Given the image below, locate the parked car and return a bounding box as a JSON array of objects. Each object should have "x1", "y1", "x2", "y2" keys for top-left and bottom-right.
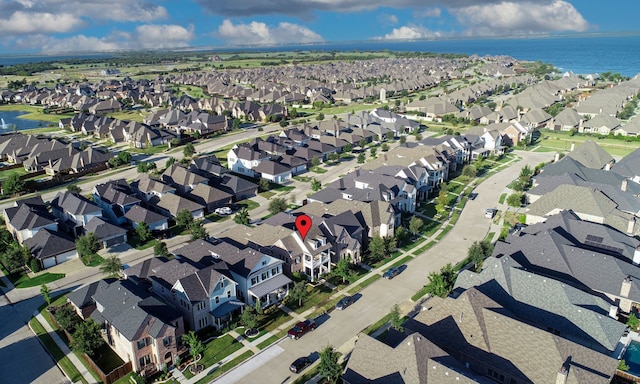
[
  {"x1": 383, "y1": 267, "x2": 400, "y2": 280},
  {"x1": 485, "y1": 208, "x2": 498, "y2": 219},
  {"x1": 215, "y1": 207, "x2": 232, "y2": 215},
  {"x1": 335, "y1": 296, "x2": 354, "y2": 310},
  {"x1": 289, "y1": 356, "x2": 312, "y2": 373},
  {"x1": 468, "y1": 192, "x2": 478, "y2": 200},
  {"x1": 288, "y1": 319, "x2": 317, "y2": 339}
]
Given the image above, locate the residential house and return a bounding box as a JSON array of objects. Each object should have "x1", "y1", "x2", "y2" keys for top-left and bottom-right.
[
  {"x1": 93, "y1": 179, "x2": 141, "y2": 225},
  {"x1": 4, "y1": 197, "x2": 58, "y2": 244},
  {"x1": 252, "y1": 160, "x2": 292, "y2": 184},
  {"x1": 124, "y1": 205, "x2": 169, "y2": 232},
  {"x1": 50, "y1": 191, "x2": 102, "y2": 237},
  {"x1": 130, "y1": 174, "x2": 176, "y2": 204},
  {"x1": 211, "y1": 174, "x2": 258, "y2": 202},
  {"x1": 148, "y1": 193, "x2": 205, "y2": 221},
  {"x1": 69, "y1": 280, "x2": 184, "y2": 375},
  {"x1": 83, "y1": 217, "x2": 128, "y2": 249},
  {"x1": 161, "y1": 164, "x2": 207, "y2": 194},
  {"x1": 581, "y1": 114, "x2": 622, "y2": 135},
  {"x1": 189, "y1": 155, "x2": 229, "y2": 179},
  {"x1": 566, "y1": 140, "x2": 615, "y2": 170},
  {"x1": 612, "y1": 147, "x2": 640, "y2": 182},
  {"x1": 186, "y1": 184, "x2": 232, "y2": 213},
  {"x1": 24, "y1": 228, "x2": 78, "y2": 269},
  {"x1": 227, "y1": 145, "x2": 269, "y2": 178}
]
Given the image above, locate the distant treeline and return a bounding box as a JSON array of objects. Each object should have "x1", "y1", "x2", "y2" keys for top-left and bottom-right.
[{"x1": 0, "y1": 62, "x2": 60, "y2": 76}]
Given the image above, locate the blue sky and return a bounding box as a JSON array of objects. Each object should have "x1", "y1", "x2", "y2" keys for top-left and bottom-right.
[{"x1": 0, "y1": 0, "x2": 637, "y2": 54}]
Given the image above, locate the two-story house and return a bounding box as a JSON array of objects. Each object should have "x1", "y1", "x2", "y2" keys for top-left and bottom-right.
[
  {"x1": 67, "y1": 280, "x2": 185, "y2": 375},
  {"x1": 50, "y1": 191, "x2": 102, "y2": 237},
  {"x1": 4, "y1": 196, "x2": 58, "y2": 244},
  {"x1": 93, "y1": 179, "x2": 141, "y2": 225},
  {"x1": 227, "y1": 145, "x2": 269, "y2": 178}
]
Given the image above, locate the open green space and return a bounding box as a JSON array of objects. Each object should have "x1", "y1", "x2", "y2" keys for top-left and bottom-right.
[
  {"x1": 107, "y1": 110, "x2": 145, "y2": 123},
  {"x1": 194, "y1": 351, "x2": 254, "y2": 384},
  {"x1": 0, "y1": 104, "x2": 73, "y2": 123}
]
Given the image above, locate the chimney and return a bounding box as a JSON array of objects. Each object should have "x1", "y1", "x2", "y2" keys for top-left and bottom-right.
[
  {"x1": 609, "y1": 304, "x2": 619, "y2": 319},
  {"x1": 570, "y1": 143, "x2": 575, "y2": 151},
  {"x1": 621, "y1": 276, "x2": 632, "y2": 298},
  {"x1": 554, "y1": 152, "x2": 560, "y2": 162},
  {"x1": 556, "y1": 365, "x2": 569, "y2": 384},
  {"x1": 604, "y1": 163, "x2": 611, "y2": 171},
  {"x1": 633, "y1": 246, "x2": 640, "y2": 265},
  {"x1": 622, "y1": 179, "x2": 628, "y2": 192}
]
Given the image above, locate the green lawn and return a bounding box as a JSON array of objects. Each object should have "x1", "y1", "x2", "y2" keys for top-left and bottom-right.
[
  {"x1": 259, "y1": 191, "x2": 276, "y2": 199},
  {"x1": 421, "y1": 219, "x2": 441, "y2": 238},
  {"x1": 183, "y1": 335, "x2": 244, "y2": 379},
  {"x1": 435, "y1": 226, "x2": 452, "y2": 241},
  {"x1": 193, "y1": 351, "x2": 254, "y2": 384},
  {"x1": 107, "y1": 110, "x2": 145, "y2": 123},
  {"x1": 310, "y1": 166, "x2": 327, "y2": 174},
  {"x1": 288, "y1": 284, "x2": 334, "y2": 314},
  {"x1": 129, "y1": 144, "x2": 169, "y2": 155},
  {"x1": 256, "y1": 335, "x2": 279, "y2": 350},
  {"x1": 498, "y1": 193, "x2": 507, "y2": 204},
  {"x1": 14, "y1": 272, "x2": 65, "y2": 288},
  {"x1": 237, "y1": 199, "x2": 260, "y2": 211},
  {"x1": 446, "y1": 182, "x2": 466, "y2": 195},
  {"x1": 80, "y1": 253, "x2": 104, "y2": 267},
  {"x1": 412, "y1": 241, "x2": 437, "y2": 256},
  {"x1": 29, "y1": 317, "x2": 88, "y2": 384},
  {"x1": 411, "y1": 286, "x2": 431, "y2": 302},
  {"x1": 0, "y1": 167, "x2": 29, "y2": 182},
  {"x1": 420, "y1": 203, "x2": 437, "y2": 218}
]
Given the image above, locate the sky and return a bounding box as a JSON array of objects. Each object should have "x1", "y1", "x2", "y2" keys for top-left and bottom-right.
[{"x1": 0, "y1": 0, "x2": 638, "y2": 54}]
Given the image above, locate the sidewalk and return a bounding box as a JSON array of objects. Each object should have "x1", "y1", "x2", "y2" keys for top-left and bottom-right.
[{"x1": 31, "y1": 311, "x2": 97, "y2": 384}]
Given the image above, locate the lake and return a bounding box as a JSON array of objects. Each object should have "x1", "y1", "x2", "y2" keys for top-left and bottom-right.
[{"x1": 0, "y1": 110, "x2": 54, "y2": 131}]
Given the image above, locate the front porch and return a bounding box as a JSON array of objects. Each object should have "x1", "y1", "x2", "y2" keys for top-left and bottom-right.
[
  {"x1": 248, "y1": 273, "x2": 292, "y2": 306},
  {"x1": 211, "y1": 300, "x2": 245, "y2": 330}
]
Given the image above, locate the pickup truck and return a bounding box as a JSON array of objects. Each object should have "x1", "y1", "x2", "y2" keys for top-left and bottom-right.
[{"x1": 287, "y1": 319, "x2": 317, "y2": 340}]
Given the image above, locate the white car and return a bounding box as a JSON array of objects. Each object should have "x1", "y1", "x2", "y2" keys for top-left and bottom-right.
[{"x1": 215, "y1": 207, "x2": 232, "y2": 215}]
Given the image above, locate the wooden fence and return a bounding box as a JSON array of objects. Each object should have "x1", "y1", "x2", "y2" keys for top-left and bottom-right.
[{"x1": 48, "y1": 306, "x2": 132, "y2": 384}]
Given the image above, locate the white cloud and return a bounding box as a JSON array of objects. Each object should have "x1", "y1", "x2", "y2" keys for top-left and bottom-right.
[
  {"x1": 0, "y1": 11, "x2": 85, "y2": 34},
  {"x1": 380, "y1": 25, "x2": 441, "y2": 40},
  {"x1": 217, "y1": 19, "x2": 323, "y2": 45},
  {"x1": 415, "y1": 7, "x2": 442, "y2": 18},
  {"x1": 452, "y1": 1, "x2": 589, "y2": 35},
  {"x1": 12, "y1": 24, "x2": 195, "y2": 53},
  {"x1": 0, "y1": 0, "x2": 168, "y2": 36}
]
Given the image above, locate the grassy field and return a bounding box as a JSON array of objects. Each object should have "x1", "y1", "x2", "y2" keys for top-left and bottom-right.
[
  {"x1": 107, "y1": 110, "x2": 145, "y2": 123},
  {"x1": 14, "y1": 272, "x2": 65, "y2": 288},
  {"x1": 535, "y1": 131, "x2": 640, "y2": 158},
  {"x1": 0, "y1": 104, "x2": 73, "y2": 123}
]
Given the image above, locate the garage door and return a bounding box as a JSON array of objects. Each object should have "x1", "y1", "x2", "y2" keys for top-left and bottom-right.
[
  {"x1": 104, "y1": 235, "x2": 125, "y2": 248},
  {"x1": 56, "y1": 251, "x2": 77, "y2": 265},
  {"x1": 43, "y1": 257, "x2": 57, "y2": 269}
]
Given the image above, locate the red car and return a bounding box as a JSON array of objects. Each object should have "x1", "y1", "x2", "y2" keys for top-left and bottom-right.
[{"x1": 287, "y1": 319, "x2": 317, "y2": 339}]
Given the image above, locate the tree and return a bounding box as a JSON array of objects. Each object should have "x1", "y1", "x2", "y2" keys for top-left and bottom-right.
[
  {"x1": 318, "y1": 345, "x2": 342, "y2": 384},
  {"x1": 507, "y1": 192, "x2": 524, "y2": 208},
  {"x1": 381, "y1": 143, "x2": 389, "y2": 152},
  {"x1": 268, "y1": 197, "x2": 288, "y2": 215},
  {"x1": 436, "y1": 189, "x2": 448, "y2": 215},
  {"x1": 462, "y1": 164, "x2": 477, "y2": 178},
  {"x1": 334, "y1": 258, "x2": 352, "y2": 284},
  {"x1": 344, "y1": 143, "x2": 353, "y2": 153},
  {"x1": 165, "y1": 157, "x2": 176, "y2": 168},
  {"x1": 383, "y1": 235, "x2": 396, "y2": 257},
  {"x1": 183, "y1": 142, "x2": 195, "y2": 157},
  {"x1": 368, "y1": 235, "x2": 386, "y2": 262},
  {"x1": 311, "y1": 156, "x2": 320, "y2": 167},
  {"x1": 41, "y1": 284, "x2": 51, "y2": 307},
  {"x1": 399, "y1": 136, "x2": 407, "y2": 144},
  {"x1": 1, "y1": 244, "x2": 26, "y2": 272},
  {"x1": 628, "y1": 313, "x2": 640, "y2": 331},
  {"x1": 55, "y1": 305, "x2": 78, "y2": 331},
  {"x1": 316, "y1": 113, "x2": 325, "y2": 121},
  {"x1": 135, "y1": 222, "x2": 152, "y2": 243},
  {"x1": 359, "y1": 138, "x2": 367, "y2": 148},
  {"x1": 394, "y1": 226, "x2": 410, "y2": 247},
  {"x1": 415, "y1": 133, "x2": 423, "y2": 141},
  {"x1": 311, "y1": 178, "x2": 322, "y2": 192},
  {"x1": 100, "y1": 256, "x2": 122, "y2": 277},
  {"x1": 390, "y1": 304, "x2": 404, "y2": 332},
  {"x1": 327, "y1": 152, "x2": 339, "y2": 163},
  {"x1": 241, "y1": 305, "x2": 259, "y2": 330},
  {"x1": 289, "y1": 281, "x2": 308, "y2": 307},
  {"x1": 190, "y1": 220, "x2": 209, "y2": 240},
  {"x1": 176, "y1": 209, "x2": 195, "y2": 230},
  {"x1": 357, "y1": 152, "x2": 365, "y2": 164},
  {"x1": 232, "y1": 118, "x2": 241, "y2": 130},
  {"x1": 182, "y1": 331, "x2": 205, "y2": 364},
  {"x1": 370, "y1": 147, "x2": 377, "y2": 158},
  {"x1": 234, "y1": 208, "x2": 250, "y2": 225},
  {"x1": 619, "y1": 359, "x2": 631, "y2": 371},
  {"x1": 468, "y1": 241, "x2": 485, "y2": 271},
  {"x1": 385, "y1": 131, "x2": 395, "y2": 141},
  {"x1": 409, "y1": 216, "x2": 424, "y2": 235},
  {"x1": 66, "y1": 184, "x2": 82, "y2": 194},
  {"x1": 3, "y1": 172, "x2": 25, "y2": 195},
  {"x1": 71, "y1": 319, "x2": 104, "y2": 356},
  {"x1": 255, "y1": 299, "x2": 263, "y2": 315},
  {"x1": 154, "y1": 241, "x2": 170, "y2": 258},
  {"x1": 76, "y1": 233, "x2": 100, "y2": 263},
  {"x1": 117, "y1": 151, "x2": 132, "y2": 165},
  {"x1": 519, "y1": 164, "x2": 533, "y2": 180},
  {"x1": 258, "y1": 178, "x2": 269, "y2": 192}
]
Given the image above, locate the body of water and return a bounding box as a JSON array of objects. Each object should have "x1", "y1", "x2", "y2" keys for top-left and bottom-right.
[
  {"x1": 0, "y1": 111, "x2": 52, "y2": 131},
  {"x1": 1, "y1": 33, "x2": 639, "y2": 76}
]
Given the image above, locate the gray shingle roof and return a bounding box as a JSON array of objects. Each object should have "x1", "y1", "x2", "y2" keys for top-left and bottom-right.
[
  {"x1": 84, "y1": 217, "x2": 127, "y2": 240},
  {"x1": 51, "y1": 191, "x2": 101, "y2": 216},
  {"x1": 24, "y1": 228, "x2": 76, "y2": 260},
  {"x1": 566, "y1": 140, "x2": 614, "y2": 169}
]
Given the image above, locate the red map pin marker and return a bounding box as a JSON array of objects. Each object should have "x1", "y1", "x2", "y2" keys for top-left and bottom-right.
[{"x1": 295, "y1": 214, "x2": 312, "y2": 240}]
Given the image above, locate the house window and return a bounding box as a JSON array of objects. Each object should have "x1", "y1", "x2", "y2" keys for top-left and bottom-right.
[
  {"x1": 215, "y1": 296, "x2": 220, "y2": 304},
  {"x1": 251, "y1": 277, "x2": 258, "y2": 286},
  {"x1": 137, "y1": 338, "x2": 150, "y2": 350},
  {"x1": 139, "y1": 354, "x2": 151, "y2": 367},
  {"x1": 163, "y1": 336, "x2": 172, "y2": 347},
  {"x1": 271, "y1": 267, "x2": 278, "y2": 275},
  {"x1": 227, "y1": 290, "x2": 231, "y2": 298},
  {"x1": 261, "y1": 272, "x2": 268, "y2": 280}
]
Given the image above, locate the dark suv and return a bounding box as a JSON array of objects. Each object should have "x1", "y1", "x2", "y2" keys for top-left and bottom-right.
[
  {"x1": 287, "y1": 319, "x2": 317, "y2": 339},
  {"x1": 289, "y1": 356, "x2": 311, "y2": 373}
]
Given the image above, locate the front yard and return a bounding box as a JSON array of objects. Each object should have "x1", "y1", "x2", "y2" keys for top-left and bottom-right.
[{"x1": 183, "y1": 334, "x2": 243, "y2": 379}]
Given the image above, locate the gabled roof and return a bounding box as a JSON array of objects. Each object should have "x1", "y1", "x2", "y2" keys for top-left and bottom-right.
[
  {"x1": 84, "y1": 217, "x2": 127, "y2": 240},
  {"x1": 5, "y1": 202, "x2": 57, "y2": 231},
  {"x1": 124, "y1": 204, "x2": 167, "y2": 225},
  {"x1": 24, "y1": 228, "x2": 76, "y2": 260},
  {"x1": 161, "y1": 163, "x2": 207, "y2": 188},
  {"x1": 187, "y1": 183, "x2": 232, "y2": 205},
  {"x1": 51, "y1": 191, "x2": 101, "y2": 216},
  {"x1": 150, "y1": 193, "x2": 204, "y2": 216},
  {"x1": 566, "y1": 140, "x2": 614, "y2": 170}
]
